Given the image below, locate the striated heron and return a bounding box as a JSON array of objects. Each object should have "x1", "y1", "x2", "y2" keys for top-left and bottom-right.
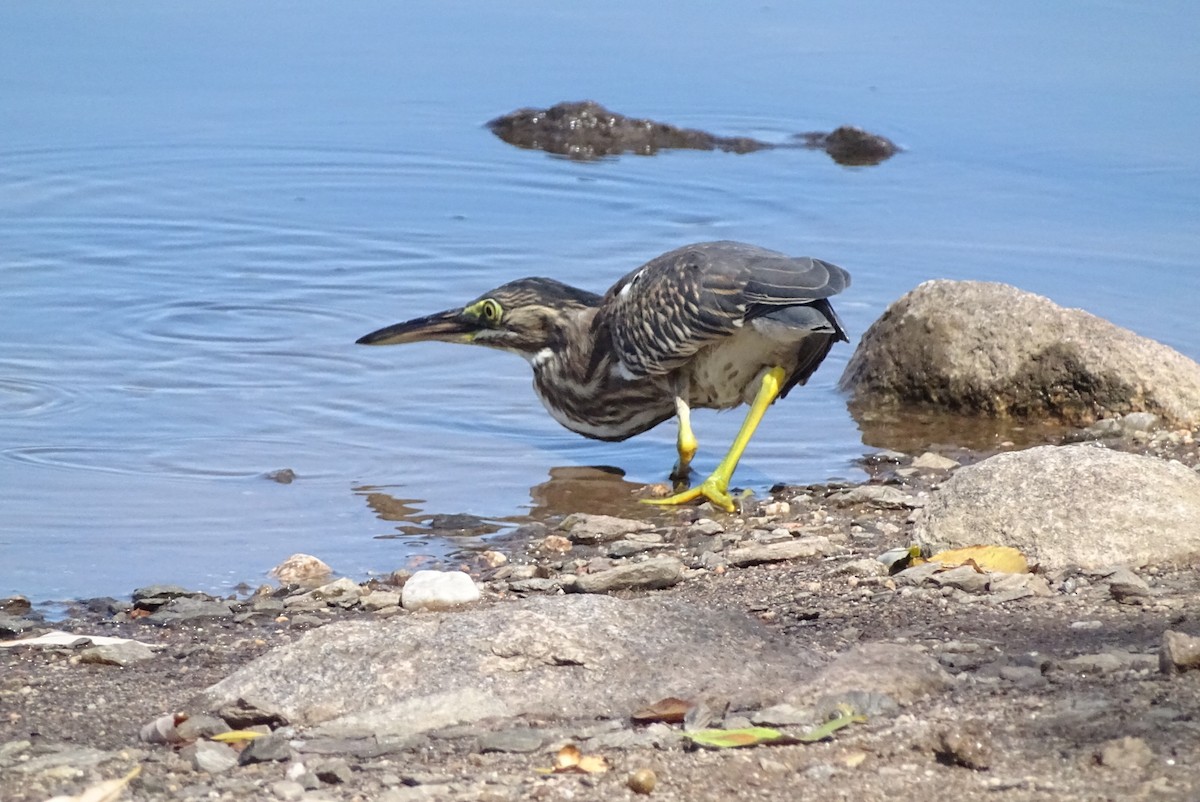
[{"x1": 357, "y1": 241, "x2": 850, "y2": 512}]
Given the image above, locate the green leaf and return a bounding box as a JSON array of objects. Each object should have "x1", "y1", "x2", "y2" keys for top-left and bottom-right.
[{"x1": 684, "y1": 727, "x2": 788, "y2": 749}]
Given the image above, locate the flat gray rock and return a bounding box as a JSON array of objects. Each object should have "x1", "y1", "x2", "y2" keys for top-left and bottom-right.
[
  {"x1": 840, "y1": 280, "x2": 1200, "y2": 428},
  {"x1": 193, "y1": 595, "x2": 821, "y2": 740},
  {"x1": 913, "y1": 445, "x2": 1200, "y2": 569}
]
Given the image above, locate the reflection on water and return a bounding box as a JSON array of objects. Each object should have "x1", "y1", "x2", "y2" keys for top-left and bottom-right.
[{"x1": 2, "y1": 2, "x2": 1198, "y2": 603}]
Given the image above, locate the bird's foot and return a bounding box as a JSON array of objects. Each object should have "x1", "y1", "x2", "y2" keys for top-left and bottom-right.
[{"x1": 643, "y1": 475, "x2": 736, "y2": 513}]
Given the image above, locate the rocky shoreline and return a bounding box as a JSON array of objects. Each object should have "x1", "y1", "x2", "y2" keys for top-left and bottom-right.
[
  {"x1": 4, "y1": 424, "x2": 1200, "y2": 802},
  {"x1": 5, "y1": 282, "x2": 1200, "y2": 802}
]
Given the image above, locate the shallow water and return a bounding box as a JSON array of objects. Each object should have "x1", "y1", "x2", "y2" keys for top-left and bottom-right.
[{"x1": 2, "y1": 2, "x2": 1198, "y2": 602}]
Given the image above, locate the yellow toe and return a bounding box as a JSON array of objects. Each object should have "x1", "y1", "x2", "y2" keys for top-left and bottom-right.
[{"x1": 642, "y1": 475, "x2": 736, "y2": 513}]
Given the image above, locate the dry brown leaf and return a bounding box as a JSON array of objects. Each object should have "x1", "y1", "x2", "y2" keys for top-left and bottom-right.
[{"x1": 632, "y1": 696, "x2": 692, "y2": 724}]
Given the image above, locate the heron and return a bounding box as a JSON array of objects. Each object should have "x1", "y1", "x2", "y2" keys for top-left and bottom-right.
[{"x1": 357, "y1": 241, "x2": 849, "y2": 511}]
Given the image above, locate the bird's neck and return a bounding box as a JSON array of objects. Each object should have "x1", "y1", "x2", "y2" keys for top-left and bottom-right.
[{"x1": 527, "y1": 306, "x2": 610, "y2": 385}]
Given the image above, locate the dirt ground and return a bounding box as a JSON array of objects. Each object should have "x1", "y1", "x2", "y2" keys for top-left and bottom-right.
[{"x1": 3, "y1": 436, "x2": 1200, "y2": 802}]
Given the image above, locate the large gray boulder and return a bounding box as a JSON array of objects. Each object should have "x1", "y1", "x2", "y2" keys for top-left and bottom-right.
[
  {"x1": 840, "y1": 280, "x2": 1200, "y2": 429},
  {"x1": 193, "y1": 595, "x2": 824, "y2": 740},
  {"x1": 913, "y1": 444, "x2": 1200, "y2": 569}
]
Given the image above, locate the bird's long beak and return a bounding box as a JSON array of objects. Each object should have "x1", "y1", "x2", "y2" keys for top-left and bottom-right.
[{"x1": 356, "y1": 309, "x2": 474, "y2": 346}]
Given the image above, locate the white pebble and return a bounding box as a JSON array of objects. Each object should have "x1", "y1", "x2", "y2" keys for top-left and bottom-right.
[{"x1": 401, "y1": 570, "x2": 481, "y2": 611}]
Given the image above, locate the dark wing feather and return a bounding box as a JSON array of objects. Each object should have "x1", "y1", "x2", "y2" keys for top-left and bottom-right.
[{"x1": 600, "y1": 241, "x2": 850, "y2": 378}]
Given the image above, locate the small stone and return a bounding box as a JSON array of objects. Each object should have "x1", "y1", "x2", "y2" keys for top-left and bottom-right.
[
  {"x1": 401, "y1": 570, "x2": 480, "y2": 611},
  {"x1": 507, "y1": 577, "x2": 562, "y2": 594},
  {"x1": 570, "y1": 557, "x2": 684, "y2": 593},
  {"x1": 175, "y1": 714, "x2": 231, "y2": 740},
  {"x1": 750, "y1": 703, "x2": 813, "y2": 727},
  {"x1": 540, "y1": 535, "x2": 573, "y2": 553},
  {"x1": 1118, "y1": 412, "x2": 1162, "y2": 435},
  {"x1": 478, "y1": 729, "x2": 546, "y2": 753},
  {"x1": 0, "y1": 614, "x2": 41, "y2": 637},
  {"x1": 132, "y1": 584, "x2": 193, "y2": 602},
  {"x1": 146, "y1": 597, "x2": 234, "y2": 623},
  {"x1": 269, "y1": 779, "x2": 307, "y2": 800},
  {"x1": 725, "y1": 536, "x2": 830, "y2": 567},
  {"x1": 1096, "y1": 736, "x2": 1153, "y2": 769},
  {"x1": 761, "y1": 501, "x2": 791, "y2": 517},
  {"x1": 561, "y1": 513, "x2": 655, "y2": 544},
  {"x1": 181, "y1": 740, "x2": 239, "y2": 773},
  {"x1": 690, "y1": 519, "x2": 725, "y2": 536},
  {"x1": 998, "y1": 665, "x2": 1045, "y2": 685},
  {"x1": 1160, "y1": 630, "x2": 1200, "y2": 674},
  {"x1": 238, "y1": 732, "x2": 294, "y2": 765},
  {"x1": 0, "y1": 595, "x2": 32, "y2": 616},
  {"x1": 1102, "y1": 566, "x2": 1152, "y2": 602},
  {"x1": 934, "y1": 724, "x2": 992, "y2": 770},
  {"x1": 912, "y1": 452, "x2": 960, "y2": 471},
  {"x1": 360, "y1": 591, "x2": 401, "y2": 611},
  {"x1": 79, "y1": 641, "x2": 157, "y2": 666},
  {"x1": 264, "y1": 468, "x2": 297, "y2": 484},
  {"x1": 607, "y1": 538, "x2": 663, "y2": 558},
  {"x1": 829, "y1": 486, "x2": 920, "y2": 509},
  {"x1": 314, "y1": 758, "x2": 354, "y2": 784},
  {"x1": 479, "y1": 550, "x2": 508, "y2": 568},
  {"x1": 929, "y1": 565, "x2": 990, "y2": 594},
  {"x1": 270, "y1": 554, "x2": 332, "y2": 584},
  {"x1": 833, "y1": 558, "x2": 887, "y2": 578},
  {"x1": 216, "y1": 698, "x2": 289, "y2": 729},
  {"x1": 628, "y1": 768, "x2": 657, "y2": 795}
]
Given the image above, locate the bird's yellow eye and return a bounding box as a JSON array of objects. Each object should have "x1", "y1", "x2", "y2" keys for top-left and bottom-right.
[{"x1": 475, "y1": 298, "x2": 503, "y2": 324}]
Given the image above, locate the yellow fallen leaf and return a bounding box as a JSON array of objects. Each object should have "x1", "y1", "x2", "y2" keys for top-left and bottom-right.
[
  {"x1": 535, "y1": 743, "x2": 611, "y2": 774},
  {"x1": 45, "y1": 766, "x2": 140, "y2": 802},
  {"x1": 930, "y1": 545, "x2": 1028, "y2": 574},
  {"x1": 210, "y1": 730, "x2": 265, "y2": 743}
]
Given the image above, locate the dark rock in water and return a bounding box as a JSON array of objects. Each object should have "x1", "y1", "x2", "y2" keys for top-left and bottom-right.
[
  {"x1": 840, "y1": 280, "x2": 1200, "y2": 430},
  {"x1": 487, "y1": 100, "x2": 897, "y2": 165},
  {"x1": 264, "y1": 468, "x2": 296, "y2": 484}
]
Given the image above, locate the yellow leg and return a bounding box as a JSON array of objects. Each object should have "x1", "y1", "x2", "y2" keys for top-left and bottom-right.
[
  {"x1": 645, "y1": 366, "x2": 786, "y2": 513},
  {"x1": 670, "y1": 396, "x2": 698, "y2": 483}
]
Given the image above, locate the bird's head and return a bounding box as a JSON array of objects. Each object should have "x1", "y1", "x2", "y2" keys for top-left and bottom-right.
[{"x1": 356, "y1": 277, "x2": 602, "y2": 361}]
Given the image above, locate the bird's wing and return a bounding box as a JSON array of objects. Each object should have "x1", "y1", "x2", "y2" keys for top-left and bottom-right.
[{"x1": 601, "y1": 241, "x2": 850, "y2": 378}]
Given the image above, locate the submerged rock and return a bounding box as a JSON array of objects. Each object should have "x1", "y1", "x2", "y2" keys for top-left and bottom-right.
[
  {"x1": 840, "y1": 280, "x2": 1200, "y2": 430},
  {"x1": 913, "y1": 445, "x2": 1200, "y2": 570}
]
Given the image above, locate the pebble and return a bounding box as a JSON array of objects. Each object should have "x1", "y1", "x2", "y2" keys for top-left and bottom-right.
[
  {"x1": 181, "y1": 740, "x2": 239, "y2": 774},
  {"x1": 829, "y1": 485, "x2": 921, "y2": 509},
  {"x1": 1095, "y1": 736, "x2": 1154, "y2": 769},
  {"x1": 571, "y1": 556, "x2": 685, "y2": 593},
  {"x1": 1102, "y1": 566, "x2": 1152, "y2": 602},
  {"x1": 929, "y1": 564, "x2": 990, "y2": 594},
  {"x1": 270, "y1": 554, "x2": 333, "y2": 584},
  {"x1": 912, "y1": 452, "x2": 960, "y2": 471},
  {"x1": 933, "y1": 724, "x2": 992, "y2": 770},
  {"x1": 749, "y1": 703, "x2": 813, "y2": 727},
  {"x1": 79, "y1": 641, "x2": 157, "y2": 666},
  {"x1": 147, "y1": 597, "x2": 235, "y2": 623},
  {"x1": 238, "y1": 732, "x2": 294, "y2": 765},
  {"x1": 1160, "y1": 630, "x2": 1200, "y2": 674},
  {"x1": 401, "y1": 570, "x2": 481, "y2": 611},
  {"x1": 689, "y1": 518, "x2": 725, "y2": 536},
  {"x1": 833, "y1": 558, "x2": 888, "y2": 578},
  {"x1": 725, "y1": 536, "x2": 830, "y2": 567},
  {"x1": 360, "y1": 590, "x2": 402, "y2": 611},
  {"x1": 477, "y1": 729, "x2": 546, "y2": 753},
  {"x1": 560, "y1": 513, "x2": 655, "y2": 544},
  {"x1": 607, "y1": 537, "x2": 664, "y2": 558}
]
